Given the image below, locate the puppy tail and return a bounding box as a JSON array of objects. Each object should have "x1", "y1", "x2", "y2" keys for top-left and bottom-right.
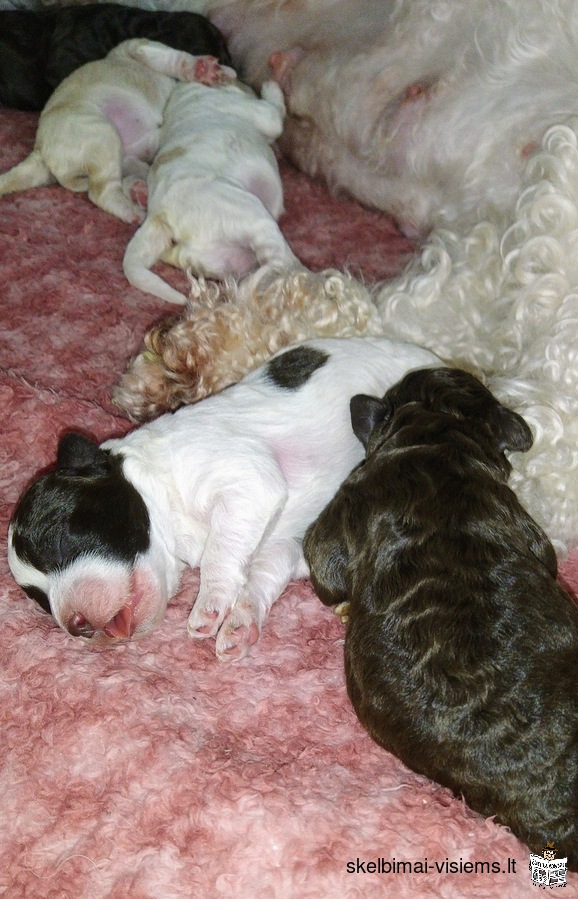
[
  {"x1": 123, "y1": 215, "x2": 188, "y2": 305},
  {"x1": 0, "y1": 150, "x2": 54, "y2": 197}
]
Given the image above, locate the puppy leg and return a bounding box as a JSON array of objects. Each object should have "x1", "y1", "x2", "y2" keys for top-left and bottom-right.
[
  {"x1": 250, "y1": 216, "x2": 302, "y2": 271},
  {"x1": 121, "y1": 158, "x2": 149, "y2": 211},
  {"x1": 215, "y1": 537, "x2": 306, "y2": 661},
  {"x1": 187, "y1": 473, "x2": 288, "y2": 646},
  {"x1": 55, "y1": 124, "x2": 144, "y2": 223},
  {"x1": 302, "y1": 501, "x2": 350, "y2": 607},
  {"x1": 251, "y1": 80, "x2": 286, "y2": 141},
  {"x1": 119, "y1": 38, "x2": 236, "y2": 85},
  {"x1": 230, "y1": 192, "x2": 301, "y2": 271}
]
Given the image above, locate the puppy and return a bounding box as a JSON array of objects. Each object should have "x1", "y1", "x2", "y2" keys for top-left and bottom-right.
[
  {"x1": 303, "y1": 367, "x2": 578, "y2": 867},
  {"x1": 0, "y1": 4, "x2": 231, "y2": 111},
  {"x1": 7, "y1": 337, "x2": 440, "y2": 661},
  {"x1": 0, "y1": 39, "x2": 235, "y2": 223},
  {"x1": 122, "y1": 77, "x2": 300, "y2": 304}
]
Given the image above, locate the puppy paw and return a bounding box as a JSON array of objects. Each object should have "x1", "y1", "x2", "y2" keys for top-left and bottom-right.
[
  {"x1": 215, "y1": 605, "x2": 260, "y2": 661},
  {"x1": 334, "y1": 601, "x2": 350, "y2": 625},
  {"x1": 189, "y1": 55, "x2": 237, "y2": 86},
  {"x1": 187, "y1": 606, "x2": 221, "y2": 638},
  {"x1": 128, "y1": 178, "x2": 148, "y2": 210}
]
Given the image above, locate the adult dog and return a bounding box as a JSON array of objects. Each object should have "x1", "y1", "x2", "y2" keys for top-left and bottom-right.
[
  {"x1": 123, "y1": 77, "x2": 299, "y2": 303},
  {"x1": 0, "y1": 3, "x2": 231, "y2": 111},
  {"x1": 303, "y1": 367, "x2": 578, "y2": 868},
  {"x1": 0, "y1": 38, "x2": 233, "y2": 223},
  {"x1": 8, "y1": 337, "x2": 440, "y2": 661}
]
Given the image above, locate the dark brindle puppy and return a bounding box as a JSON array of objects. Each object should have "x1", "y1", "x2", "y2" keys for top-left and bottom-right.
[
  {"x1": 303, "y1": 367, "x2": 578, "y2": 868},
  {"x1": 0, "y1": 4, "x2": 231, "y2": 111}
]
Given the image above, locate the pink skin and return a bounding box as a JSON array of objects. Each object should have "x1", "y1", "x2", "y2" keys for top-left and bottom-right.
[
  {"x1": 57, "y1": 566, "x2": 164, "y2": 646},
  {"x1": 129, "y1": 179, "x2": 149, "y2": 209},
  {"x1": 268, "y1": 48, "x2": 305, "y2": 90},
  {"x1": 190, "y1": 56, "x2": 237, "y2": 86},
  {"x1": 188, "y1": 603, "x2": 260, "y2": 662}
]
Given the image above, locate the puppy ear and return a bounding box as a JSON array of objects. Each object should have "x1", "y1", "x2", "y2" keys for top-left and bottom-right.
[
  {"x1": 491, "y1": 406, "x2": 533, "y2": 453},
  {"x1": 350, "y1": 394, "x2": 389, "y2": 448},
  {"x1": 56, "y1": 433, "x2": 111, "y2": 477}
]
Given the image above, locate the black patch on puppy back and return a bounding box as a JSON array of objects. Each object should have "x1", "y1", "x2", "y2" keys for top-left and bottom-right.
[{"x1": 265, "y1": 346, "x2": 329, "y2": 390}]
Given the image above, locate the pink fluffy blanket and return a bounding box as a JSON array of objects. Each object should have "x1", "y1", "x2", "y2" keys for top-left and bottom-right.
[{"x1": 1, "y1": 109, "x2": 577, "y2": 898}]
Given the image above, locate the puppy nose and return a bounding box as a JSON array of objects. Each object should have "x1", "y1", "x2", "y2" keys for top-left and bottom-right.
[{"x1": 67, "y1": 612, "x2": 96, "y2": 638}]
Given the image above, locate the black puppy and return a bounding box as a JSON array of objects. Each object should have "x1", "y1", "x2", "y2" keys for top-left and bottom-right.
[
  {"x1": 303, "y1": 367, "x2": 578, "y2": 868},
  {"x1": 0, "y1": 3, "x2": 231, "y2": 111}
]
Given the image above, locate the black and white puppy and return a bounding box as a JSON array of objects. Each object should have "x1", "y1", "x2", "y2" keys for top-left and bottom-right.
[
  {"x1": 0, "y1": 3, "x2": 231, "y2": 111},
  {"x1": 8, "y1": 337, "x2": 440, "y2": 661},
  {"x1": 303, "y1": 367, "x2": 578, "y2": 868}
]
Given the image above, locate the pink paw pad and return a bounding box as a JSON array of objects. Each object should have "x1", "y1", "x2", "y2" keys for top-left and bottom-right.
[
  {"x1": 192, "y1": 56, "x2": 236, "y2": 86},
  {"x1": 130, "y1": 179, "x2": 148, "y2": 209},
  {"x1": 216, "y1": 621, "x2": 259, "y2": 661},
  {"x1": 188, "y1": 608, "x2": 220, "y2": 637}
]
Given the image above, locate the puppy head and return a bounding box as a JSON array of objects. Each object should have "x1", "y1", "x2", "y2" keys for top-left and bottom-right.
[
  {"x1": 8, "y1": 433, "x2": 166, "y2": 645},
  {"x1": 350, "y1": 367, "x2": 533, "y2": 461}
]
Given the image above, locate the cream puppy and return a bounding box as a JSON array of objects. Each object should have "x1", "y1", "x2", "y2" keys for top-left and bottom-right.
[
  {"x1": 122, "y1": 77, "x2": 300, "y2": 304},
  {"x1": 0, "y1": 38, "x2": 234, "y2": 223}
]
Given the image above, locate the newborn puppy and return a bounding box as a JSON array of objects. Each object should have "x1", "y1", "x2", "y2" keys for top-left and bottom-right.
[
  {"x1": 0, "y1": 39, "x2": 234, "y2": 223},
  {"x1": 7, "y1": 337, "x2": 440, "y2": 661},
  {"x1": 0, "y1": 4, "x2": 231, "y2": 111},
  {"x1": 303, "y1": 367, "x2": 578, "y2": 867},
  {"x1": 122, "y1": 76, "x2": 299, "y2": 304}
]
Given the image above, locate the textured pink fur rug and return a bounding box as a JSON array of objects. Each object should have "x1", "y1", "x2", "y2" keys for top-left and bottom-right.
[{"x1": 1, "y1": 109, "x2": 577, "y2": 899}]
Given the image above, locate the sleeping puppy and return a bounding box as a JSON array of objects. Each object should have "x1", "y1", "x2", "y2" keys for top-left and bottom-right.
[
  {"x1": 0, "y1": 4, "x2": 231, "y2": 111},
  {"x1": 303, "y1": 367, "x2": 578, "y2": 868},
  {"x1": 122, "y1": 76, "x2": 299, "y2": 304},
  {"x1": 7, "y1": 337, "x2": 440, "y2": 661},
  {"x1": 0, "y1": 39, "x2": 235, "y2": 223}
]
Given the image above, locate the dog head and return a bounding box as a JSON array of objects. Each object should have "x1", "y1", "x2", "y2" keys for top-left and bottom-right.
[
  {"x1": 350, "y1": 367, "x2": 533, "y2": 463},
  {"x1": 8, "y1": 432, "x2": 169, "y2": 645}
]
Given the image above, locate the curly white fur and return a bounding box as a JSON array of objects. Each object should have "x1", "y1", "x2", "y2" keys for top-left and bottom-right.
[{"x1": 115, "y1": 120, "x2": 578, "y2": 556}]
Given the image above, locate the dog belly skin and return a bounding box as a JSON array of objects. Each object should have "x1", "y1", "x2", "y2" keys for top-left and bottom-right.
[{"x1": 101, "y1": 96, "x2": 162, "y2": 160}]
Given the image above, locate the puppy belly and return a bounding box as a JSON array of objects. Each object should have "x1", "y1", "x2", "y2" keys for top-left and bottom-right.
[
  {"x1": 101, "y1": 98, "x2": 160, "y2": 161},
  {"x1": 189, "y1": 243, "x2": 256, "y2": 279}
]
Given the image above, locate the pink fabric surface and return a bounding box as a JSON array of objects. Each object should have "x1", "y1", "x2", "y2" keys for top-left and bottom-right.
[{"x1": 1, "y1": 109, "x2": 577, "y2": 898}]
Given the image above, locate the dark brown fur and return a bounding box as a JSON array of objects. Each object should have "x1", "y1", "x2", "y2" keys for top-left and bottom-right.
[
  {"x1": 303, "y1": 367, "x2": 578, "y2": 867},
  {"x1": 0, "y1": 4, "x2": 231, "y2": 111}
]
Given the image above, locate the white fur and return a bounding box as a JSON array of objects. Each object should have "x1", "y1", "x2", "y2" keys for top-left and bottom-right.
[
  {"x1": 16, "y1": 338, "x2": 439, "y2": 659},
  {"x1": 98, "y1": 0, "x2": 578, "y2": 234},
  {"x1": 108, "y1": 337, "x2": 439, "y2": 658},
  {"x1": 123, "y1": 74, "x2": 299, "y2": 304},
  {"x1": 0, "y1": 38, "x2": 226, "y2": 223},
  {"x1": 116, "y1": 116, "x2": 578, "y2": 556}
]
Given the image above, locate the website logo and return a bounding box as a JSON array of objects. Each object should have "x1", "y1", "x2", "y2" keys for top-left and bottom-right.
[{"x1": 529, "y1": 842, "x2": 567, "y2": 889}]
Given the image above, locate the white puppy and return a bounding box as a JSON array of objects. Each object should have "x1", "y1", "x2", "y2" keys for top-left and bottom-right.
[
  {"x1": 0, "y1": 38, "x2": 235, "y2": 223},
  {"x1": 8, "y1": 337, "x2": 440, "y2": 661},
  {"x1": 122, "y1": 76, "x2": 300, "y2": 304}
]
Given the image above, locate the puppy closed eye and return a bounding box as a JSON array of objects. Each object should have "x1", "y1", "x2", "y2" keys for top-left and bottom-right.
[{"x1": 22, "y1": 585, "x2": 51, "y2": 615}]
